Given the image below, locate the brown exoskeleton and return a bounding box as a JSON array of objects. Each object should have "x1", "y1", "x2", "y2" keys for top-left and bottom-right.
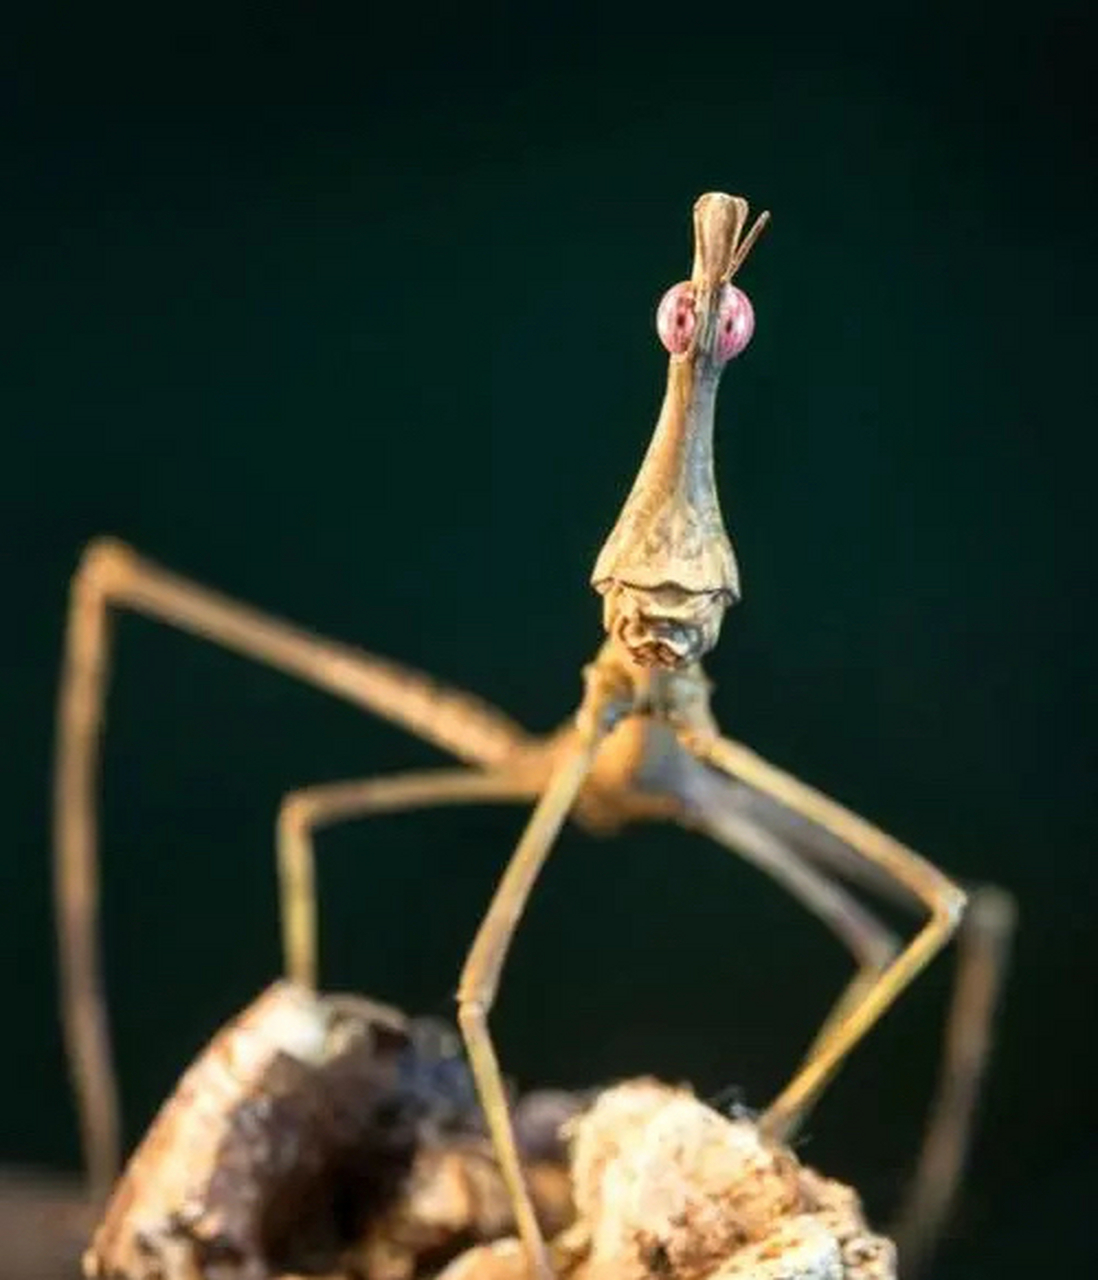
[{"x1": 52, "y1": 193, "x2": 1014, "y2": 1280}]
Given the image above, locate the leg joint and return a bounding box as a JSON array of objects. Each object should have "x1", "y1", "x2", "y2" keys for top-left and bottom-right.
[
  {"x1": 75, "y1": 536, "x2": 137, "y2": 596},
  {"x1": 277, "y1": 791, "x2": 314, "y2": 833},
  {"x1": 935, "y1": 881, "x2": 968, "y2": 934},
  {"x1": 456, "y1": 995, "x2": 488, "y2": 1026}
]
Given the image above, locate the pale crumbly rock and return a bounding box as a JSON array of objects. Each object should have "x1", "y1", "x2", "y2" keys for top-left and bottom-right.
[{"x1": 439, "y1": 1081, "x2": 895, "y2": 1280}]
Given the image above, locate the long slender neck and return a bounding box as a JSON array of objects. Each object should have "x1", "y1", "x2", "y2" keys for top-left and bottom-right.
[
  {"x1": 633, "y1": 358, "x2": 721, "y2": 530},
  {"x1": 591, "y1": 356, "x2": 734, "y2": 597}
]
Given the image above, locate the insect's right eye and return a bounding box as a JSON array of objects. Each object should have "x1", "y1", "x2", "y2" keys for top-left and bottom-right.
[{"x1": 656, "y1": 281, "x2": 697, "y2": 354}]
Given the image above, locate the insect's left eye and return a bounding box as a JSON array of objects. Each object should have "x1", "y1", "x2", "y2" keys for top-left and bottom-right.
[
  {"x1": 656, "y1": 281, "x2": 697, "y2": 354},
  {"x1": 716, "y1": 284, "x2": 755, "y2": 362}
]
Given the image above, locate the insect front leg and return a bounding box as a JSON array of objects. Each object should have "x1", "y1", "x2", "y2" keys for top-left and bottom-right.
[
  {"x1": 683, "y1": 732, "x2": 967, "y2": 1141},
  {"x1": 456, "y1": 674, "x2": 626, "y2": 1280},
  {"x1": 671, "y1": 743, "x2": 1014, "y2": 1270},
  {"x1": 672, "y1": 752, "x2": 901, "y2": 1075}
]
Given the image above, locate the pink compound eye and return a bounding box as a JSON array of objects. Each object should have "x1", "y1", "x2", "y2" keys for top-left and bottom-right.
[
  {"x1": 716, "y1": 284, "x2": 755, "y2": 361},
  {"x1": 656, "y1": 281, "x2": 697, "y2": 354}
]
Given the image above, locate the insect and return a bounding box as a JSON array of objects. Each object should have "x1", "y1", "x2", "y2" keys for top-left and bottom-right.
[{"x1": 51, "y1": 192, "x2": 1013, "y2": 1279}]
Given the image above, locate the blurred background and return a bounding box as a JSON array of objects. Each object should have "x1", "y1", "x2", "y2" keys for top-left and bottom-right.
[{"x1": 1, "y1": 3, "x2": 1094, "y2": 1275}]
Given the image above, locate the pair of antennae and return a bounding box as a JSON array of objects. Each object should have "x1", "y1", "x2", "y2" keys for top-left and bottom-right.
[{"x1": 691, "y1": 193, "x2": 771, "y2": 291}]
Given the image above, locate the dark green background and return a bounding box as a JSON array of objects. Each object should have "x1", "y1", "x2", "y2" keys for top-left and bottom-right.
[{"x1": 2, "y1": 5, "x2": 1095, "y2": 1275}]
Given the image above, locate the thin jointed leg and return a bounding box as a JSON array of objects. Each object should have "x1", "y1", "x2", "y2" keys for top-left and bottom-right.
[
  {"x1": 457, "y1": 731, "x2": 607, "y2": 1280},
  {"x1": 687, "y1": 747, "x2": 1015, "y2": 1265},
  {"x1": 892, "y1": 884, "x2": 1016, "y2": 1277},
  {"x1": 688, "y1": 733, "x2": 966, "y2": 1140},
  {"x1": 679, "y1": 760, "x2": 899, "y2": 1097},
  {"x1": 276, "y1": 767, "x2": 548, "y2": 989},
  {"x1": 54, "y1": 538, "x2": 529, "y2": 1200}
]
